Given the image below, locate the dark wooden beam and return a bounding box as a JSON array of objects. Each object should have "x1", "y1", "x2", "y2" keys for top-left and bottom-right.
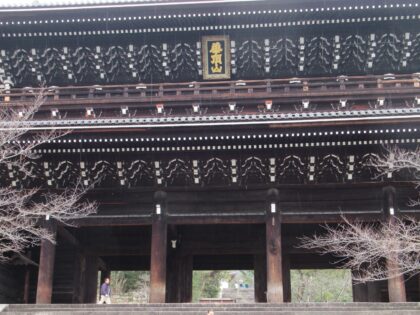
[
  {"x1": 385, "y1": 187, "x2": 407, "y2": 302},
  {"x1": 178, "y1": 255, "x2": 193, "y2": 303},
  {"x1": 254, "y1": 254, "x2": 267, "y2": 303},
  {"x1": 266, "y1": 212, "x2": 284, "y2": 303},
  {"x1": 352, "y1": 270, "x2": 368, "y2": 302},
  {"x1": 23, "y1": 266, "x2": 31, "y2": 304},
  {"x1": 149, "y1": 216, "x2": 167, "y2": 303},
  {"x1": 84, "y1": 255, "x2": 99, "y2": 303},
  {"x1": 72, "y1": 213, "x2": 395, "y2": 227},
  {"x1": 36, "y1": 221, "x2": 57, "y2": 304},
  {"x1": 282, "y1": 253, "x2": 291, "y2": 303}
]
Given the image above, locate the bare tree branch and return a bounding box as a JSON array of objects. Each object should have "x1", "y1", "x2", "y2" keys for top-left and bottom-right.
[
  {"x1": 0, "y1": 87, "x2": 96, "y2": 262},
  {"x1": 299, "y1": 216, "x2": 420, "y2": 282},
  {"x1": 370, "y1": 145, "x2": 420, "y2": 206},
  {"x1": 299, "y1": 145, "x2": 420, "y2": 282}
]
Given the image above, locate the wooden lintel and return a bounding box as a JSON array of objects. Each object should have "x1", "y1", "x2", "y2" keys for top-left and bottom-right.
[{"x1": 71, "y1": 213, "x2": 394, "y2": 227}]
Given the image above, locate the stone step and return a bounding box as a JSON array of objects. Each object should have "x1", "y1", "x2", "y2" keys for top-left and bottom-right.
[
  {"x1": 3, "y1": 303, "x2": 420, "y2": 314},
  {"x1": 6, "y1": 303, "x2": 420, "y2": 308},
  {"x1": 7, "y1": 305, "x2": 419, "y2": 312},
  {"x1": 3, "y1": 311, "x2": 420, "y2": 315}
]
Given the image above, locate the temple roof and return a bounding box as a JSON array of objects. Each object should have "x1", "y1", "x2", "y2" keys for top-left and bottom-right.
[{"x1": 0, "y1": 0, "x2": 260, "y2": 10}]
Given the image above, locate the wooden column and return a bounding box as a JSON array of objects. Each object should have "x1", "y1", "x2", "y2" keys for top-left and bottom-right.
[
  {"x1": 84, "y1": 255, "x2": 99, "y2": 303},
  {"x1": 166, "y1": 225, "x2": 180, "y2": 303},
  {"x1": 149, "y1": 205, "x2": 168, "y2": 303},
  {"x1": 166, "y1": 252, "x2": 178, "y2": 303},
  {"x1": 367, "y1": 281, "x2": 382, "y2": 302},
  {"x1": 72, "y1": 252, "x2": 86, "y2": 303},
  {"x1": 384, "y1": 187, "x2": 406, "y2": 302},
  {"x1": 36, "y1": 221, "x2": 57, "y2": 304},
  {"x1": 23, "y1": 267, "x2": 31, "y2": 304},
  {"x1": 387, "y1": 258, "x2": 406, "y2": 302},
  {"x1": 178, "y1": 255, "x2": 193, "y2": 303},
  {"x1": 265, "y1": 188, "x2": 283, "y2": 303},
  {"x1": 254, "y1": 254, "x2": 267, "y2": 303},
  {"x1": 352, "y1": 270, "x2": 368, "y2": 302},
  {"x1": 282, "y1": 254, "x2": 291, "y2": 303}
]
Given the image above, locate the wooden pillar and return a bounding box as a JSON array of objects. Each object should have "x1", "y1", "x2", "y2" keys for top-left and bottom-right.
[
  {"x1": 254, "y1": 254, "x2": 267, "y2": 303},
  {"x1": 166, "y1": 225, "x2": 180, "y2": 303},
  {"x1": 352, "y1": 270, "x2": 368, "y2": 302},
  {"x1": 166, "y1": 252, "x2": 178, "y2": 303},
  {"x1": 367, "y1": 281, "x2": 382, "y2": 302},
  {"x1": 84, "y1": 255, "x2": 99, "y2": 303},
  {"x1": 266, "y1": 188, "x2": 283, "y2": 303},
  {"x1": 72, "y1": 252, "x2": 86, "y2": 303},
  {"x1": 353, "y1": 282, "x2": 368, "y2": 302},
  {"x1": 282, "y1": 254, "x2": 291, "y2": 303},
  {"x1": 178, "y1": 255, "x2": 193, "y2": 303},
  {"x1": 418, "y1": 274, "x2": 420, "y2": 301},
  {"x1": 149, "y1": 215, "x2": 168, "y2": 303},
  {"x1": 23, "y1": 267, "x2": 31, "y2": 304},
  {"x1": 384, "y1": 187, "x2": 406, "y2": 302},
  {"x1": 36, "y1": 221, "x2": 57, "y2": 304},
  {"x1": 387, "y1": 258, "x2": 406, "y2": 302}
]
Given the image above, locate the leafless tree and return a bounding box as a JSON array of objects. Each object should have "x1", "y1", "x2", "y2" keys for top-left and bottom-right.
[
  {"x1": 300, "y1": 146, "x2": 420, "y2": 282},
  {"x1": 372, "y1": 145, "x2": 420, "y2": 206},
  {"x1": 0, "y1": 87, "x2": 96, "y2": 262},
  {"x1": 300, "y1": 216, "x2": 420, "y2": 282}
]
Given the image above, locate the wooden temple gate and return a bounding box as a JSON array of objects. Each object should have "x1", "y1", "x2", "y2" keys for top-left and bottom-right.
[{"x1": 0, "y1": 0, "x2": 419, "y2": 305}]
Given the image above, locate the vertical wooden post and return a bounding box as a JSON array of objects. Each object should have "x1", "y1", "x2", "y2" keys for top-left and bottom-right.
[
  {"x1": 387, "y1": 258, "x2": 406, "y2": 302},
  {"x1": 150, "y1": 217, "x2": 167, "y2": 303},
  {"x1": 166, "y1": 225, "x2": 179, "y2": 303},
  {"x1": 166, "y1": 252, "x2": 178, "y2": 303},
  {"x1": 266, "y1": 188, "x2": 283, "y2": 303},
  {"x1": 84, "y1": 255, "x2": 99, "y2": 303},
  {"x1": 36, "y1": 221, "x2": 57, "y2": 304},
  {"x1": 282, "y1": 254, "x2": 291, "y2": 303},
  {"x1": 73, "y1": 252, "x2": 86, "y2": 303},
  {"x1": 384, "y1": 187, "x2": 406, "y2": 302},
  {"x1": 367, "y1": 281, "x2": 382, "y2": 302},
  {"x1": 23, "y1": 267, "x2": 31, "y2": 304},
  {"x1": 418, "y1": 274, "x2": 420, "y2": 301},
  {"x1": 352, "y1": 271, "x2": 368, "y2": 302},
  {"x1": 266, "y1": 215, "x2": 283, "y2": 303},
  {"x1": 254, "y1": 254, "x2": 267, "y2": 303},
  {"x1": 178, "y1": 255, "x2": 193, "y2": 303}
]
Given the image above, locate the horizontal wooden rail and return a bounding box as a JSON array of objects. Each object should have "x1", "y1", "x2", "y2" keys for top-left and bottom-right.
[{"x1": 1, "y1": 74, "x2": 419, "y2": 107}]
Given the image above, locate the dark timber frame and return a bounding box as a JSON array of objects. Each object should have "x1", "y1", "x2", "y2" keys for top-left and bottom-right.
[{"x1": 0, "y1": 0, "x2": 420, "y2": 305}]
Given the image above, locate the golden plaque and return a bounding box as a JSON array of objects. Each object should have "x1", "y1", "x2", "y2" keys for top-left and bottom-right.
[{"x1": 202, "y1": 35, "x2": 231, "y2": 80}]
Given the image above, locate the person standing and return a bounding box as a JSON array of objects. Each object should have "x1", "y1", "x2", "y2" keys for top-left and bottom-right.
[{"x1": 98, "y1": 277, "x2": 112, "y2": 304}]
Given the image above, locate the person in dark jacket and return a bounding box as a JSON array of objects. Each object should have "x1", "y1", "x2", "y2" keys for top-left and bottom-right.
[{"x1": 98, "y1": 277, "x2": 112, "y2": 304}]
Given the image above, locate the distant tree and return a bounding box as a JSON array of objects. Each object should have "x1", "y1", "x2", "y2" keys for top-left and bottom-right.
[
  {"x1": 0, "y1": 85, "x2": 96, "y2": 262},
  {"x1": 192, "y1": 271, "x2": 230, "y2": 302},
  {"x1": 292, "y1": 270, "x2": 353, "y2": 302}
]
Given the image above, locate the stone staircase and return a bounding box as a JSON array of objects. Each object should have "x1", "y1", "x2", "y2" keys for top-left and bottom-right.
[
  {"x1": 2, "y1": 303, "x2": 420, "y2": 315},
  {"x1": 221, "y1": 288, "x2": 254, "y2": 303}
]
